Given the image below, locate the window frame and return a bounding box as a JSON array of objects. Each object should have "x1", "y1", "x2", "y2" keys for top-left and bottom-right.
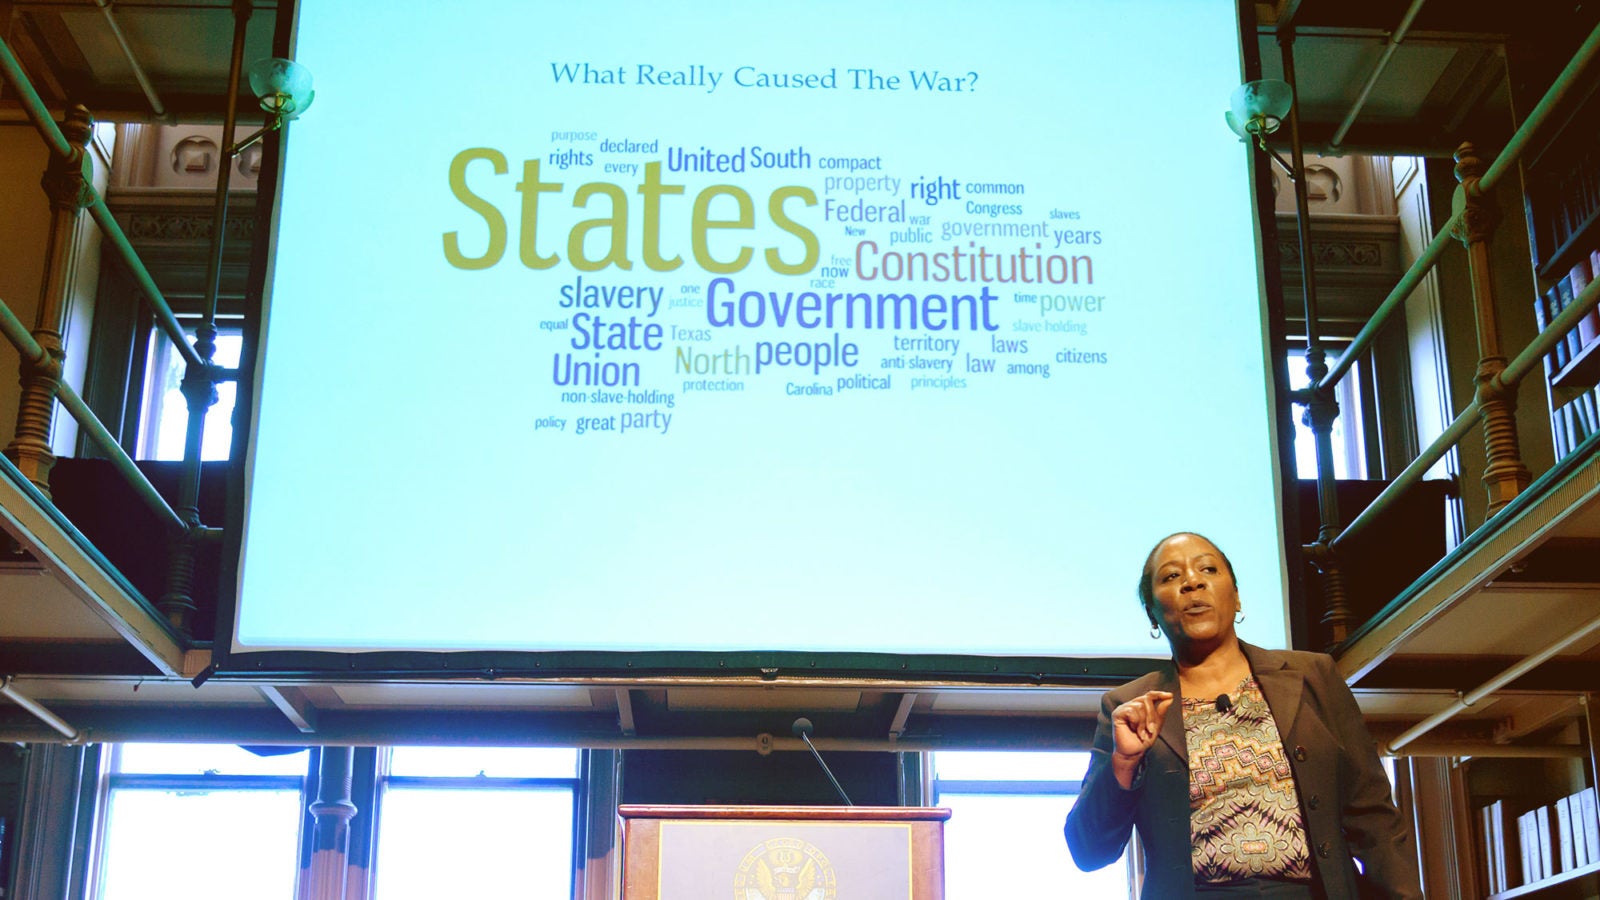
[
  {"x1": 364, "y1": 746, "x2": 584, "y2": 900},
  {"x1": 1284, "y1": 339, "x2": 1379, "y2": 481},
  {"x1": 87, "y1": 744, "x2": 313, "y2": 900},
  {"x1": 131, "y1": 314, "x2": 246, "y2": 462},
  {"x1": 929, "y1": 750, "x2": 1136, "y2": 899}
]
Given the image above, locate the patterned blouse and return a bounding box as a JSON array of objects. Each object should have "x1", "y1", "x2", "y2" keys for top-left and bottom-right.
[{"x1": 1183, "y1": 676, "x2": 1312, "y2": 883}]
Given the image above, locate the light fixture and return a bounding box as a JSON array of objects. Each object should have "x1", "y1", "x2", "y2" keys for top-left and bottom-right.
[
  {"x1": 1224, "y1": 78, "x2": 1297, "y2": 180},
  {"x1": 247, "y1": 57, "x2": 315, "y2": 120},
  {"x1": 1224, "y1": 79, "x2": 1293, "y2": 150},
  {"x1": 230, "y1": 58, "x2": 315, "y2": 154}
]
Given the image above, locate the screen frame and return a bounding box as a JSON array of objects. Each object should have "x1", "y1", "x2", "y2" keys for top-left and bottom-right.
[{"x1": 208, "y1": 0, "x2": 1304, "y2": 684}]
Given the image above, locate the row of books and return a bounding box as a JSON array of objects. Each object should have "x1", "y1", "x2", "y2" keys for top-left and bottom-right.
[
  {"x1": 1533, "y1": 248, "x2": 1600, "y2": 458},
  {"x1": 1540, "y1": 145, "x2": 1600, "y2": 253},
  {"x1": 1480, "y1": 789, "x2": 1600, "y2": 894}
]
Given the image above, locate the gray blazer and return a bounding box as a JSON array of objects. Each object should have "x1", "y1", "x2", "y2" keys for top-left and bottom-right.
[{"x1": 1064, "y1": 642, "x2": 1423, "y2": 899}]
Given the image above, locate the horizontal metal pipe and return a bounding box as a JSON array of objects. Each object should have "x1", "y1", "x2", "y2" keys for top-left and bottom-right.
[
  {"x1": 0, "y1": 676, "x2": 80, "y2": 742},
  {"x1": 1481, "y1": 21, "x2": 1600, "y2": 194},
  {"x1": 1, "y1": 293, "x2": 187, "y2": 532},
  {"x1": 1322, "y1": 19, "x2": 1600, "y2": 393},
  {"x1": 86, "y1": 199, "x2": 205, "y2": 370},
  {"x1": 1333, "y1": 398, "x2": 1478, "y2": 550},
  {"x1": 93, "y1": 0, "x2": 166, "y2": 118},
  {"x1": 0, "y1": 725, "x2": 1081, "y2": 752},
  {"x1": 1319, "y1": 209, "x2": 1461, "y2": 393},
  {"x1": 0, "y1": 292, "x2": 52, "y2": 369},
  {"x1": 1499, "y1": 266, "x2": 1600, "y2": 388},
  {"x1": 1330, "y1": 0, "x2": 1428, "y2": 148},
  {"x1": 55, "y1": 383, "x2": 186, "y2": 534},
  {"x1": 0, "y1": 34, "x2": 73, "y2": 158},
  {"x1": 1387, "y1": 610, "x2": 1600, "y2": 753},
  {"x1": 1387, "y1": 742, "x2": 1587, "y2": 759},
  {"x1": 1, "y1": 35, "x2": 204, "y2": 372}
]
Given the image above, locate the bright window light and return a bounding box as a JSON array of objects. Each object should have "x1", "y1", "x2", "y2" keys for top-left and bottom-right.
[
  {"x1": 933, "y1": 751, "x2": 1130, "y2": 899},
  {"x1": 97, "y1": 790, "x2": 303, "y2": 900},
  {"x1": 1286, "y1": 348, "x2": 1366, "y2": 479},
  {"x1": 138, "y1": 328, "x2": 243, "y2": 461},
  {"x1": 933, "y1": 750, "x2": 1090, "y2": 782},
  {"x1": 387, "y1": 746, "x2": 579, "y2": 778},
  {"x1": 96, "y1": 744, "x2": 307, "y2": 900},
  {"x1": 944, "y1": 794, "x2": 1129, "y2": 899},
  {"x1": 115, "y1": 743, "x2": 308, "y2": 776},
  {"x1": 372, "y1": 788, "x2": 575, "y2": 899}
]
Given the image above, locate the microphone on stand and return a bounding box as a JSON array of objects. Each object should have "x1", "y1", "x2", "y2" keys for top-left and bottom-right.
[
  {"x1": 792, "y1": 717, "x2": 854, "y2": 806},
  {"x1": 1214, "y1": 693, "x2": 1232, "y2": 713}
]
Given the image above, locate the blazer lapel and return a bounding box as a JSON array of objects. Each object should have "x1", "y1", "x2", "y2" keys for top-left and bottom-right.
[
  {"x1": 1244, "y1": 642, "x2": 1303, "y2": 739},
  {"x1": 1152, "y1": 662, "x2": 1186, "y2": 762}
]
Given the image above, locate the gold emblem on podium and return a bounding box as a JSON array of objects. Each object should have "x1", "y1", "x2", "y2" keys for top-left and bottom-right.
[{"x1": 733, "y1": 836, "x2": 838, "y2": 900}]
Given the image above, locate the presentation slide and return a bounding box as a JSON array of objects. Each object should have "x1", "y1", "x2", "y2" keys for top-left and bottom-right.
[{"x1": 235, "y1": 0, "x2": 1287, "y2": 659}]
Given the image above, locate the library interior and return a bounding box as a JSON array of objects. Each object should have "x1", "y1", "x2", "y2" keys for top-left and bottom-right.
[{"x1": 3, "y1": 1, "x2": 1600, "y2": 898}]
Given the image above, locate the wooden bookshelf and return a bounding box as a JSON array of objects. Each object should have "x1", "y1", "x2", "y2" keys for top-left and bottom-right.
[
  {"x1": 1551, "y1": 337, "x2": 1600, "y2": 396},
  {"x1": 1519, "y1": 59, "x2": 1600, "y2": 454},
  {"x1": 1538, "y1": 204, "x2": 1600, "y2": 282},
  {"x1": 1489, "y1": 858, "x2": 1600, "y2": 899}
]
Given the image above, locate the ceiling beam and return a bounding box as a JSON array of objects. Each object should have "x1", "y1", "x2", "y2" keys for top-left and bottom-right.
[
  {"x1": 257, "y1": 684, "x2": 317, "y2": 733},
  {"x1": 0, "y1": 704, "x2": 1100, "y2": 749},
  {"x1": 887, "y1": 693, "x2": 916, "y2": 741},
  {"x1": 616, "y1": 687, "x2": 636, "y2": 736}
]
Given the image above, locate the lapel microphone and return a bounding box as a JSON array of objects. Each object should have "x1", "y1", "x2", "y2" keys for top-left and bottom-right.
[{"x1": 1214, "y1": 693, "x2": 1232, "y2": 713}]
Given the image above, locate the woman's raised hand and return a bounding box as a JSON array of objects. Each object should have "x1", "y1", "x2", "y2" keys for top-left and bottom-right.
[{"x1": 1111, "y1": 690, "x2": 1174, "y2": 765}]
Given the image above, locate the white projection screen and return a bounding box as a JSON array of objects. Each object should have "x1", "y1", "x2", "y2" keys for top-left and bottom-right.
[{"x1": 232, "y1": 0, "x2": 1290, "y2": 664}]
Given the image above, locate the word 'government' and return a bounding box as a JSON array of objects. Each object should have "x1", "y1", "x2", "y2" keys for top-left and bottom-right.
[{"x1": 704, "y1": 277, "x2": 1000, "y2": 333}]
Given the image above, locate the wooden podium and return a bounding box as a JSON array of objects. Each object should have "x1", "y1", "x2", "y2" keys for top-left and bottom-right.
[{"x1": 620, "y1": 805, "x2": 950, "y2": 900}]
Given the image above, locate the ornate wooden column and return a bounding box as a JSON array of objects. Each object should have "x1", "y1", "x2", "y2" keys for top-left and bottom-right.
[
  {"x1": 2, "y1": 105, "x2": 95, "y2": 496},
  {"x1": 1452, "y1": 142, "x2": 1531, "y2": 516}
]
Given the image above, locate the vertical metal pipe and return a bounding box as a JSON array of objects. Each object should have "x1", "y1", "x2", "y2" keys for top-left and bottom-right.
[
  {"x1": 158, "y1": 0, "x2": 251, "y2": 632},
  {"x1": 1280, "y1": 32, "x2": 1350, "y2": 643}
]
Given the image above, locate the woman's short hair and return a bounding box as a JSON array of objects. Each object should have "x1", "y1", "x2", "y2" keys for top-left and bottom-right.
[{"x1": 1136, "y1": 532, "x2": 1238, "y2": 621}]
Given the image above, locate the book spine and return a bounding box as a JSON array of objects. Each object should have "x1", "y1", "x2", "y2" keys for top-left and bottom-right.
[
  {"x1": 1550, "y1": 286, "x2": 1574, "y2": 370},
  {"x1": 1492, "y1": 799, "x2": 1511, "y2": 892},
  {"x1": 1559, "y1": 277, "x2": 1585, "y2": 363},
  {"x1": 1519, "y1": 810, "x2": 1536, "y2": 885},
  {"x1": 1582, "y1": 788, "x2": 1600, "y2": 864},
  {"x1": 1572, "y1": 257, "x2": 1600, "y2": 346},
  {"x1": 1557, "y1": 795, "x2": 1575, "y2": 872},
  {"x1": 1538, "y1": 804, "x2": 1556, "y2": 879},
  {"x1": 1571, "y1": 791, "x2": 1591, "y2": 867}
]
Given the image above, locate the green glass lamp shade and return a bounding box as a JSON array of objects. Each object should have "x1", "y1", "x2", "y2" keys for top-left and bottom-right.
[
  {"x1": 1227, "y1": 79, "x2": 1292, "y2": 138},
  {"x1": 247, "y1": 58, "x2": 315, "y2": 119}
]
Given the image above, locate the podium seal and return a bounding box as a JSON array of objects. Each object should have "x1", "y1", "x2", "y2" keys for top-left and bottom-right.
[{"x1": 733, "y1": 836, "x2": 838, "y2": 900}]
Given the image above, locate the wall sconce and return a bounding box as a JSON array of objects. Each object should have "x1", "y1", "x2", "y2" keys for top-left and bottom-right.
[
  {"x1": 230, "y1": 58, "x2": 315, "y2": 155},
  {"x1": 1225, "y1": 79, "x2": 1297, "y2": 180}
]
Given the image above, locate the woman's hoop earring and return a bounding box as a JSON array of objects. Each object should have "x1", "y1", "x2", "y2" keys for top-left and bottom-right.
[
  {"x1": 1235, "y1": 610, "x2": 1246, "y2": 624},
  {"x1": 1149, "y1": 625, "x2": 1161, "y2": 639}
]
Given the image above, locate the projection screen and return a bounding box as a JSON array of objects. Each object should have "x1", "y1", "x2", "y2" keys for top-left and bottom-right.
[{"x1": 232, "y1": 0, "x2": 1288, "y2": 662}]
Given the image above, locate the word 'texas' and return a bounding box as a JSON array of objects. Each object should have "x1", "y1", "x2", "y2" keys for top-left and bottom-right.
[{"x1": 443, "y1": 152, "x2": 820, "y2": 276}]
